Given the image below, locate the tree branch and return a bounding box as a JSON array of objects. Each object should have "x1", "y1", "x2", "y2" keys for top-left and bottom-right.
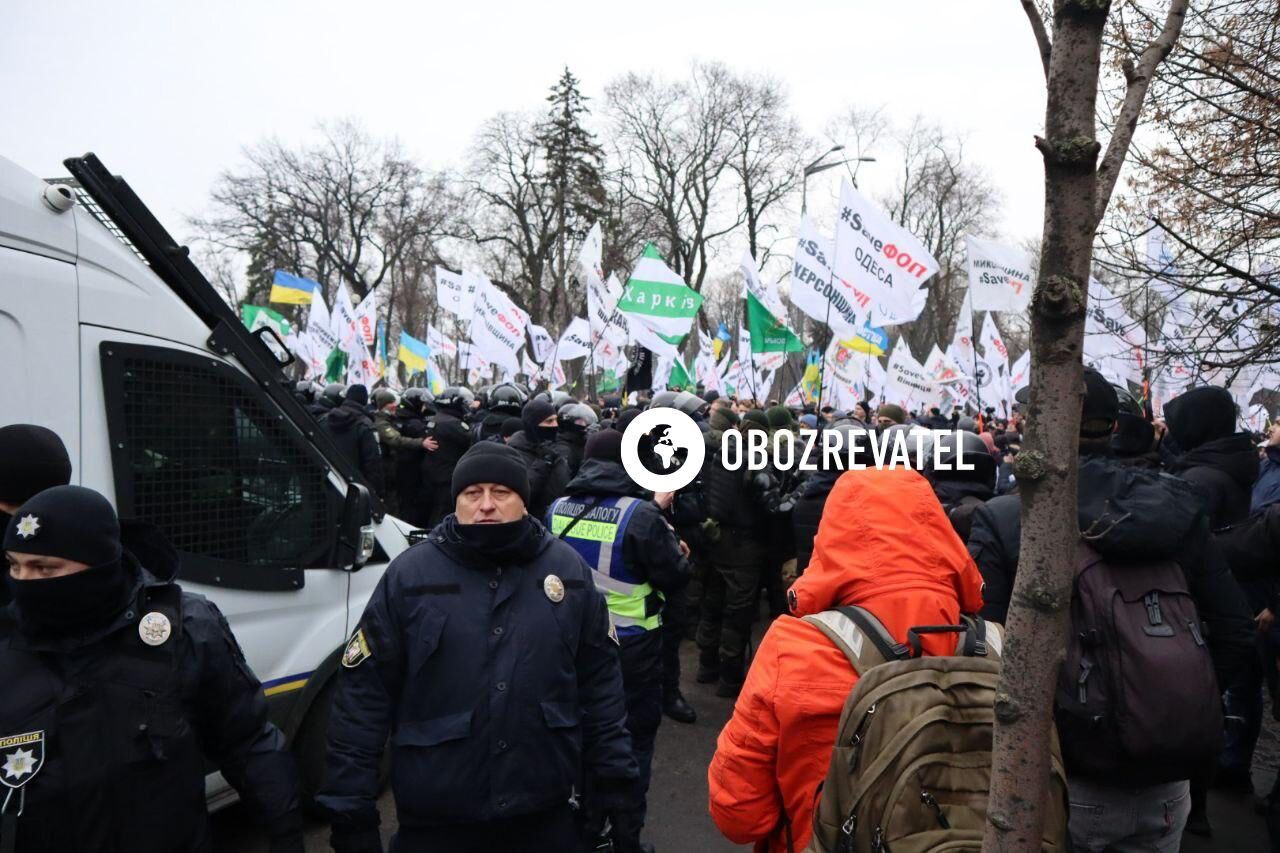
[
  {"x1": 1095, "y1": 0, "x2": 1190, "y2": 223},
  {"x1": 1020, "y1": 0, "x2": 1052, "y2": 81}
]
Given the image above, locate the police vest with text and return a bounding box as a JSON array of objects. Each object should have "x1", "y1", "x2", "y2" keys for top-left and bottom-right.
[{"x1": 548, "y1": 496, "x2": 663, "y2": 637}]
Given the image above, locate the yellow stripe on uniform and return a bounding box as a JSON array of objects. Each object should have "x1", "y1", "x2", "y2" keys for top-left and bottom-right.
[{"x1": 263, "y1": 678, "x2": 308, "y2": 697}]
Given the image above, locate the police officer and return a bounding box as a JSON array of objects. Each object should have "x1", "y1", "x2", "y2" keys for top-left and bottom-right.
[
  {"x1": 0, "y1": 425, "x2": 73, "y2": 612},
  {"x1": 371, "y1": 389, "x2": 432, "y2": 517},
  {"x1": 319, "y1": 442, "x2": 637, "y2": 853},
  {"x1": 0, "y1": 485, "x2": 303, "y2": 852},
  {"x1": 420, "y1": 386, "x2": 475, "y2": 527},
  {"x1": 508, "y1": 399, "x2": 572, "y2": 520},
  {"x1": 553, "y1": 403, "x2": 599, "y2": 477},
  {"x1": 548, "y1": 430, "x2": 690, "y2": 851},
  {"x1": 320, "y1": 385, "x2": 384, "y2": 497}
]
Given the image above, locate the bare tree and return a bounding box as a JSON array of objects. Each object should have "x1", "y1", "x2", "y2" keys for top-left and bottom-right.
[
  {"x1": 459, "y1": 111, "x2": 561, "y2": 326},
  {"x1": 724, "y1": 73, "x2": 811, "y2": 265},
  {"x1": 606, "y1": 62, "x2": 746, "y2": 291},
  {"x1": 985, "y1": 2, "x2": 1189, "y2": 849},
  {"x1": 882, "y1": 119, "x2": 1000, "y2": 359},
  {"x1": 192, "y1": 121, "x2": 450, "y2": 308}
]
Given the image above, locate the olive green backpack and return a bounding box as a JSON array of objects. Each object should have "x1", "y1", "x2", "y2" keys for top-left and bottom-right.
[{"x1": 801, "y1": 606, "x2": 1068, "y2": 853}]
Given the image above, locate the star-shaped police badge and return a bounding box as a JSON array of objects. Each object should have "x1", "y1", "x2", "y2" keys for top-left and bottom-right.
[
  {"x1": 0, "y1": 730, "x2": 44, "y2": 789},
  {"x1": 3, "y1": 748, "x2": 34, "y2": 782},
  {"x1": 14, "y1": 515, "x2": 39, "y2": 539}
]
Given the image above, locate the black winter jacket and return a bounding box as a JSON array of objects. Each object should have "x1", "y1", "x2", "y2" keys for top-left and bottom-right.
[
  {"x1": 933, "y1": 479, "x2": 994, "y2": 543},
  {"x1": 792, "y1": 470, "x2": 840, "y2": 573},
  {"x1": 507, "y1": 431, "x2": 573, "y2": 520},
  {"x1": 0, "y1": 562, "x2": 301, "y2": 853},
  {"x1": 1167, "y1": 432, "x2": 1260, "y2": 529},
  {"x1": 967, "y1": 454, "x2": 1255, "y2": 690},
  {"x1": 561, "y1": 458, "x2": 692, "y2": 594},
  {"x1": 321, "y1": 400, "x2": 385, "y2": 496},
  {"x1": 702, "y1": 432, "x2": 768, "y2": 533},
  {"x1": 317, "y1": 517, "x2": 636, "y2": 833}
]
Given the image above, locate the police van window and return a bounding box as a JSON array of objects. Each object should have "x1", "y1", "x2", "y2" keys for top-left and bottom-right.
[{"x1": 100, "y1": 343, "x2": 339, "y2": 591}]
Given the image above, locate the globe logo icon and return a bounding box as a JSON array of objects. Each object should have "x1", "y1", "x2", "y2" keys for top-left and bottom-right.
[{"x1": 621, "y1": 408, "x2": 705, "y2": 492}]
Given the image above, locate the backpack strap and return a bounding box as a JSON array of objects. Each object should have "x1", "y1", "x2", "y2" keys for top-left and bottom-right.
[{"x1": 802, "y1": 605, "x2": 910, "y2": 675}]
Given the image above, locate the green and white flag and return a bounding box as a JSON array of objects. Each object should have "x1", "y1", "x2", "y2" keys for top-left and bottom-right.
[
  {"x1": 745, "y1": 291, "x2": 804, "y2": 354},
  {"x1": 241, "y1": 304, "x2": 292, "y2": 339},
  {"x1": 668, "y1": 356, "x2": 694, "y2": 390},
  {"x1": 618, "y1": 244, "x2": 703, "y2": 358}
]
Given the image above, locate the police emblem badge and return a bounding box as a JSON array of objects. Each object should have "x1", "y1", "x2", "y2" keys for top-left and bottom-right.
[
  {"x1": 543, "y1": 574, "x2": 565, "y2": 603},
  {"x1": 342, "y1": 628, "x2": 371, "y2": 668},
  {"x1": 0, "y1": 731, "x2": 45, "y2": 789},
  {"x1": 138, "y1": 611, "x2": 172, "y2": 646}
]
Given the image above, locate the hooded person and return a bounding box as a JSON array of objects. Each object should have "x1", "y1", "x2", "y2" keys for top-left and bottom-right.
[
  {"x1": 505, "y1": 399, "x2": 573, "y2": 522},
  {"x1": 967, "y1": 369, "x2": 1255, "y2": 849},
  {"x1": 1164, "y1": 385, "x2": 1259, "y2": 528},
  {"x1": 319, "y1": 384, "x2": 385, "y2": 497},
  {"x1": 0, "y1": 486, "x2": 303, "y2": 852},
  {"x1": 707, "y1": 467, "x2": 984, "y2": 851},
  {"x1": 0, "y1": 424, "x2": 74, "y2": 609}
]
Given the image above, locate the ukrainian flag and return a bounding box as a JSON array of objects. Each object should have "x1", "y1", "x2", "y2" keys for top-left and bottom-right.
[
  {"x1": 398, "y1": 332, "x2": 430, "y2": 376},
  {"x1": 426, "y1": 359, "x2": 445, "y2": 395},
  {"x1": 269, "y1": 270, "x2": 318, "y2": 306}
]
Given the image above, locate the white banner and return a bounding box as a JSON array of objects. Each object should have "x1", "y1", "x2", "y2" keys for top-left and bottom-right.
[
  {"x1": 469, "y1": 275, "x2": 529, "y2": 373},
  {"x1": 884, "y1": 338, "x2": 935, "y2": 410},
  {"x1": 832, "y1": 179, "x2": 938, "y2": 326},
  {"x1": 556, "y1": 317, "x2": 592, "y2": 362},
  {"x1": 521, "y1": 350, "x2": 542, "y2": 383},
  {"x1": 332, "y1": 281, "x2": 359, "y2": 351},
  {"x1": 353, "y1": 289, "x2": 378, "y2": 347},
  {"x1": 789, "y1": 217, "x2": 871, "y2": 335},
  {"x1": 307, "y1": 289, "x2": 338, "y2": 356},
  {"x1": 427, "y1": 324, "x2": 457, "y2": 358},
  {"x1": 1084, "y1": 278, "x2": 1145, "y2": 386},
  {"x1": 965, "y1": 236, "x2": 1034, "y2": 313},
  {"x1": 740, "y1": 250, "x2": 788, "y2": 322},
  {"x1": 436, "y1": 267, "x2": 477, "y2": 318},
  {"x1": 979, "y1": 311, "x2": 1011, "y2": 410},
  {"x1": 527, "y1": 324, "x2": 555, "y2": 364},
  {"x1": 1009, "y1": 350, "x2": 1031, "y2": 396}
]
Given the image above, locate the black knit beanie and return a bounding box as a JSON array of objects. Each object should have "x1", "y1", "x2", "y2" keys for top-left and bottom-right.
[
  {"x1": 345, "y1": 384, "x2": 369, "y2": 406},
  {"x1": 451, "y1": 443, "x2": 531, "y2": 507},
  {"x1": 585, "y1": 429, "x2": 625, "y2": 464},
  {"x1": 0, "y1": 425, "x2": 72, "y2": 504},
  {"x1": 4, "y1": 485, "x2": 121, "y2": 566}
]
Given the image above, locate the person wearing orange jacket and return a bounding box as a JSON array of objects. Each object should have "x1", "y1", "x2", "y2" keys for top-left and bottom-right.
[{"x1": 706, "y1": 466, "x2": 985, "y2": 852}]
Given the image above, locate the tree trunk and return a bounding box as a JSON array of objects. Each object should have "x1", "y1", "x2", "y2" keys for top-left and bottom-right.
[{"x1": 983, "y1": 1, "x2": 1107, "y2": 848}]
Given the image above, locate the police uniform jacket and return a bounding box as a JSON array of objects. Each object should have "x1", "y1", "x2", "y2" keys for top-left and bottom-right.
[
  {"x1": 318, "y1": 515, "x2": 637, "y2": 835},
  {"x1": 0, "y1": 561, "x2": 302, "y2": 853}
]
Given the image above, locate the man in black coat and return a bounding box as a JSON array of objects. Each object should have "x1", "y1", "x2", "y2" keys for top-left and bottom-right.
[
  {"x1": 320, "y1": 385, "x2": 384, "y2": 497},
  {"x1": 0, "y1": 486, "x2": 303, "y2": 853},
  {"x1": 419, "y1": 387, "x2": 475, "y2": 527},
  {"x1": 550, "y1": 429, "x2": 690, "y2": 850},
  {"x1": 319, "y1": 442, "x2": 637, "y2": 853},
  {"x1": 507, "y1": 399, "x2": 572, "y2": 521},
  {"x1": 966, "y1": 369, "x2": 1255, "y2": 848},
  {"x1": 1164, "y1": 385, "x2": 1259, "y2": 528}
]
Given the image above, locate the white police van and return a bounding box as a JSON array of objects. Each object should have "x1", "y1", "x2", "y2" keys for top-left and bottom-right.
[{"x1": 0, "y1": 152, "x2": 409, "y2": 808}]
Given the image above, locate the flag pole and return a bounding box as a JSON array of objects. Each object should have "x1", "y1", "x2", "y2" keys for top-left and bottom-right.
[{"x1": 815, "y1": 261, "x2": 837, "y2": 410}]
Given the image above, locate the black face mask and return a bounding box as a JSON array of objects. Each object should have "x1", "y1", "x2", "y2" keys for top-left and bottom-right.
[
  {"x1": 10, "y1": 557, "x2": 130, "y2": 635},
  {"x1": 532, "y1": 426, "x2": 559, "y2": 444},
  {"x1": 450, "y1": 516, "x2": 540, "y2": 565}
]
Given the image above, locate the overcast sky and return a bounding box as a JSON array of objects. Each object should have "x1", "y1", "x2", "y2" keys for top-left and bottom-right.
[{"x1": 2, "y1": 0, "x2": 1050, "y2": 271}]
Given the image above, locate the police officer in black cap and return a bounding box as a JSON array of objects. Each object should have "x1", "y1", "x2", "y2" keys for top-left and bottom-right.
[
  {"x1": 318, "y1": 442, "x2": 637, "y2": 853},
  {"x1": 0, "y1": 485, "x2": 303, "y2": 853},
  {"x1": 420, "y1": 386, "x2": 475, "y2": 527},
  {"x1": 0, "y1": 425, "x2": 73, "y2": 612}
]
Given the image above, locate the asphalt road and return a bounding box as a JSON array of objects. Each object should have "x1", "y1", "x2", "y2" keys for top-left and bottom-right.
[{"x1": 211, "y1": 632, "x2": 1273, "y2": 852}]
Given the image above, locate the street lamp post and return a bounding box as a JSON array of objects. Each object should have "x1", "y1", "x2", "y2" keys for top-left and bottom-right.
[{"x1": 800, "y1": 149, "x2": 877, "y2": 214}]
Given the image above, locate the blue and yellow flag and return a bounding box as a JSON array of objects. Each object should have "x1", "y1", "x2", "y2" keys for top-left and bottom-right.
[
  {"x1": 425, "y1": 359, "x2": 446, "y2": 395},
  {"x1": 269, "y1": 270, "x2": 318, "y2": 306},
  {"x1": 801, "y1": 350, "x2": 822, "y2": 403},
  {"x1": 398, "y1": 331, "x2": 430, "y2": 376}
]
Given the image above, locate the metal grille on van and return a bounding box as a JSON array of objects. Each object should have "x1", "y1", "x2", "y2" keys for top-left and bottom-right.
[{"x1": 102, "y1": 343, "x2": 337, "y2": 589}]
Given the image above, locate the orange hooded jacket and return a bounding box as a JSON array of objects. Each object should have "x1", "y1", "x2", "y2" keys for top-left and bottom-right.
[{"x1": 707, "y1": 467, "x2": 985, "y2": 852}]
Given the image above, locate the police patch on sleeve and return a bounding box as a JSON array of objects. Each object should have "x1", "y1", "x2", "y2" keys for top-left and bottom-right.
[
  {"x1": 0, "y1": 731, "x2": 45, "y2": 789},
  {"x1": 341, "y1": 628, "x2": 372, "y2": 668}
]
